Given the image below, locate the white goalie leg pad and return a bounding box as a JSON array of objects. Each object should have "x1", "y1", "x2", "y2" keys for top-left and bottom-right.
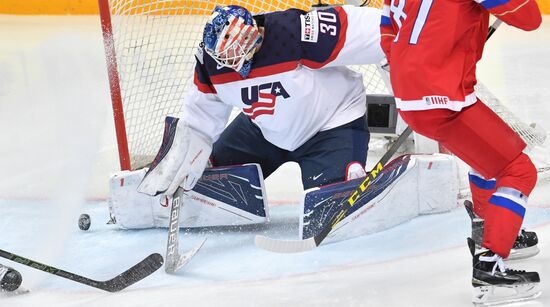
[
  {"x1": 109, "y1": 169, "x2": 169, "y2": 229},
  {"x1": 300, "y1": 154, "x2": 459, "y2": 243},
  {"x1": 109, "y1": 164, "x2": 268, "y2": 229}
]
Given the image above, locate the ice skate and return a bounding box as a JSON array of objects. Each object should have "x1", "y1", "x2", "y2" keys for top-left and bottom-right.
[
  {"x1": 468, "y1": 238, "x2": 541, "y2": 306},
  {"x1": 464, "y1": 200, "x2": 539, "y2": 260},
  {"x1": 510, "y1": 229, "x2": 539, "y2": 260}
]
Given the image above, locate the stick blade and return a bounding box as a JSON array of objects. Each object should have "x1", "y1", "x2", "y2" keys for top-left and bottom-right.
[
  {"x1": 165, "y1": 238, "x2": 207, "y2": 274},
  {"x1": 100, "y1": 253, "x2": 164, "y2": 292},
  {"x1": 254, "y1": 235, "x2": 317, "y2": 253}
]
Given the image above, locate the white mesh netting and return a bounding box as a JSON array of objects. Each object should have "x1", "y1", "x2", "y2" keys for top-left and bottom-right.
[
  {"x1": 101, "y1": 0, "x2": 545, "y2": 170},
  {"x1": 102, "y1": 0, "x2": 385, "y2": 169}
]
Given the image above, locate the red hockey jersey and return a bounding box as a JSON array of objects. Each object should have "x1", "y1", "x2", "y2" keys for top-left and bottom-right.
[{"x1": 380, "y1": 0, "x2": 541, "y2": 111}]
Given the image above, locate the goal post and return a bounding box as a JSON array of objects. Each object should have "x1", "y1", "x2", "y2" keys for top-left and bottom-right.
[{"x1": 99, "y1": 0, "x2": 131, "y2": 171}]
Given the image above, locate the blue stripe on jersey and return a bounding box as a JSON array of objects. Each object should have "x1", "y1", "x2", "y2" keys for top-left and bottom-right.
[
  {"x1": 480, "y1": 0, "x2": 511, "y2": 10},
  {"x1": 468, "y1": 173, "x2": 496, "y2": 190},
  {"x1": 489, "y1": 195, "x2": 526, "y2": 218},
  {"x1": 380, "y1": 16, "x2": 392, "y2": 26}
]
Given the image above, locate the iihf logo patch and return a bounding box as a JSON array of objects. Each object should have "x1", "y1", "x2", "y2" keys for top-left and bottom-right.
[
  {"x1": 241, "y1": 82, "x2": 290, "y2": 119},
  {"x1": 424, "y1": 95, "x2": 449, "y2": 105}
]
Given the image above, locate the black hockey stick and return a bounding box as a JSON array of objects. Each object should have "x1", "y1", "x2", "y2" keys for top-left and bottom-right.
[
  {"x1": 0, "y1": 249, "x2": 163, "y2": 292},
  {"x1": 487, "y1": 19, "x2": 502, "y2": 39},
  {"x1": 255, "y1": 19, "x2": 503, "y2": 253}
]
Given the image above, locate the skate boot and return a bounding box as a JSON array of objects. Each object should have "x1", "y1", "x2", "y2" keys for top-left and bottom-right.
[
  {"x1": 511, "y1": 229, "x2": 539, "y2": 259},
  {"x1": 464, "y1": 200, "x2": 539, "y2": 260},
  {"x1": 0, "y1": 264, "x2": 22, "y2": 292},
  {"x1": 468, "y1": 238, "x2": 541, "y2": 306}
]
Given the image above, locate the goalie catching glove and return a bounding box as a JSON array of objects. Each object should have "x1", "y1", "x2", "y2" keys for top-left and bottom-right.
[{"x1": 138, "y1": 116, "x2": 212, "y2": 196}]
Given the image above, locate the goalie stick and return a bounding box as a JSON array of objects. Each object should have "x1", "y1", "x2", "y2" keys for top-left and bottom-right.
[
  {"x1": 255, "y1": 19, "x2": 503, "y2": 253},
  {"x1": 165, "y1": 187, "x2": 206, "y2": 274},
  {"x1": 0, "y1": 249, "x2": 163, "y2": 292}
]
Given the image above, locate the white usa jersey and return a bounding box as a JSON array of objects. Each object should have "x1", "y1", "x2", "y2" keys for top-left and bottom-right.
[{"x1": 184, "y1": 5, "x2": 384, "y2": 151}]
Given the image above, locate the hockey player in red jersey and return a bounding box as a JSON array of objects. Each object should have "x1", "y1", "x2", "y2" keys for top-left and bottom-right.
[{"x1": 380, "y1": 0, "x2": 542, "y2": 304}]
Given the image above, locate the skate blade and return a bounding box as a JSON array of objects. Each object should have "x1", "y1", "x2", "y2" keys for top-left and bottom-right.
[
  {"x1": 473, "y1": 283, "x2": 541, "y2": 306},
  {"x1": 507, "y1": 246, "x2": 540, "y2": 261}
]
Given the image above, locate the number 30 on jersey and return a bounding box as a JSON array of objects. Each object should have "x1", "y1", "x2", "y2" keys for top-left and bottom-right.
[{"x1": 318, "y1": 11, "x2": 337, "y2": 36}]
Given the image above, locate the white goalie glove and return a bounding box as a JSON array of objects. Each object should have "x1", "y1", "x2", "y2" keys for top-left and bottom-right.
[{"x1": 137, "y1": 116, "x2": 212, "y2": 196}]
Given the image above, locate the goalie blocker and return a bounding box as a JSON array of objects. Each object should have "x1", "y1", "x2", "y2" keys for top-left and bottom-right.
[{"x1": 109, "y1": 164, "x2": 269, "y2": 229}]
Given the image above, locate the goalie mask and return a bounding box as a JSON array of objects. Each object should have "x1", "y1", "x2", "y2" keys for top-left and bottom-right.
[{"x1": 203, "y1": 5, "x2": 263, "y2": 78}]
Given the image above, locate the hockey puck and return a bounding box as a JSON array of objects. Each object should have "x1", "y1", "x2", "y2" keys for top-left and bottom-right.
[
  {"x1": 78, "y1": 213, "x2": 91, "y2": 231},
  {"x1": 0, "y1": 268, "x2": 22, "y2": 292}
]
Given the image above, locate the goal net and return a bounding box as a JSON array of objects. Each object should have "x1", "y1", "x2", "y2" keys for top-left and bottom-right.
[
  {"x1": 98, "y1": 0, "x2": 545, "y2": 171},
  {"x1": 99, "y1": 0, "x2": 387, "y2": 170}
]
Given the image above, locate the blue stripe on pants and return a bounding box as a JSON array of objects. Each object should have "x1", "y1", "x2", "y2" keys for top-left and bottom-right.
[
  {"x1": 469, "y1": 173, "x2": 496, "y2": 190},
  {"x1": 489, "y1": 195, "x2": 526, "y2": 218}
]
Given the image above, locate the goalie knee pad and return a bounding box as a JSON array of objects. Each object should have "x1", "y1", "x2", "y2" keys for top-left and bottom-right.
[{"x1": 345, "y1": 161, "x2": 367, "y2": 181}]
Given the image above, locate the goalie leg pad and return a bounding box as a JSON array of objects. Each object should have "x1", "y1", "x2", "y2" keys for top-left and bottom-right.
[
  {"x1": 109, "y1": 164, "x2": 268, "y2": 229},
  {"x1": 300, "y1": 154, "x2": 459, "y2": 243},
  {"x1": 184, "y1": 163, "x2": 269, "y2": 227}
]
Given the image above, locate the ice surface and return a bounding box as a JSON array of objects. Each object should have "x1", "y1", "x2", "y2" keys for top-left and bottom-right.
[
  {"x1": 1, "y1": 201, "x2": 550, "y2": 306},
  {"x1": 0, "y1": 15, "x2": 549, "y2": 307}
]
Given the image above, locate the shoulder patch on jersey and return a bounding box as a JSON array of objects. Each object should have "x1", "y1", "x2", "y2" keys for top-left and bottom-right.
[
  {"x1": 195, "y1": 46, "x2": 204, "y2": 65},
  {"x1": 300, "y1": 11, "x2": 319, "y2": 43}
]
